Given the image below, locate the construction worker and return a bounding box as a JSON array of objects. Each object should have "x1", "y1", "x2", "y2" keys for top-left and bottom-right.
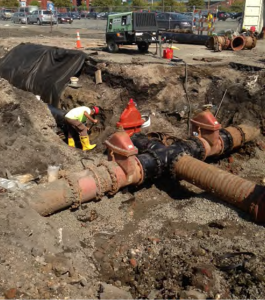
[
  {"x1": 207, "y1": 11, "x2": 213, "y2": 36},
  {"x1": 65, "y1": 106, "x2": 99, "y2": 151}
]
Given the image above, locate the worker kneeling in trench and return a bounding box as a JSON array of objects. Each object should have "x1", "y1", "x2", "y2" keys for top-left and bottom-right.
[{"x1": 64, "y1": 106, "x2": 99, "y2": 150}]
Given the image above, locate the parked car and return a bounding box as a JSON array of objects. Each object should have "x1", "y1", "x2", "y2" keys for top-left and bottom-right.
[
  {"x1": 232, "y1": 12, "x2": 243, "y2": 20},
  {"x1": 156, "y1": 12, "x2": 192, "y2": 30},
  {"x1": 86, "y1": 12, "x2": 98, "y2": 19},
  {"x1": 12, "y1": 12, "x2": 27, "y2": 24},
  {"x1": 68, "y1": 12, "x2": 80, "y2": 20},
  {"x1": 57, "y1": 13, "x2": 73, "y2": 24},
  {"x1": 0, "y1": 9, "x2": 14, "y2": 20},
  {"x1": 18, "y1": 5, "x2": 38, "y2": 15},
  {"x1": 27, "y1": 10, "x2": 57, "y2": 25},
  {"x1": 80, "y1": 11, "x2": 88, "y2": 18},
  {"x1": 97, "y1": 12, "x2": 109, "y2": 20},
  {"x1": 216, "y1": 11, "x2": 230, "y2": 21}
]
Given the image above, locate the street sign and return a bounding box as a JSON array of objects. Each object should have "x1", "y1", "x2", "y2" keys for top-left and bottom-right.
[{"x1": 47, "y1": 3, "x2": 54, "y2": 11}]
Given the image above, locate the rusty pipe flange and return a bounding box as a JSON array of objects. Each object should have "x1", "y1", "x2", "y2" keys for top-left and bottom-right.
[
  {"x1": 170, "y1": 152, "x2": 190, "y2": 179},
  {"x1": 143, "y1": 149, "x2": 163, "y2": 178},
  {"x1": 249, "y1": 188, "x2": 265, "y2": 222},
  {"x1": 85, "y1": 165, "x2": 104, "y2": 200},
  {"x1": 232, "y1": 125, "x2": 246, "y2": 146},
  {"x1": 188, "y1": 137, "x2": 207, "y2": 161},
  {"x1": 64, "y1": 174, "x2": 83, "y2": 209},
  {"x1": 97, "y1": 161, "x2": 119, "y2": 196}
]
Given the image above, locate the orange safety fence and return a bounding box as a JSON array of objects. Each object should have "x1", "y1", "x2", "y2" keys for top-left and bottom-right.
[{"x1": 192, "y1": 9, "x2": 217, "y2": 35}]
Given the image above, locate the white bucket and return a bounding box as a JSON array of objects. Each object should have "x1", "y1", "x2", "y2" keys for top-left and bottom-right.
[
  {"x1": 141, "y1": 115, "x2": 151, "y2": 128},
  {"x1": 70, "y1": 77, "x2": 79, "y2": 85},
  {"x1": 47, "y1": 165, "x2": 60, "y2": 183}
]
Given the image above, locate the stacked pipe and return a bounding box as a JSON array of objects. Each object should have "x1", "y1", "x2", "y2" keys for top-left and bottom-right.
[
  {"x1": 26, "y1": 105, "x2": 265, "y2": 223},
  {"x1": 207, "y1": 34, "x2": 256, "y2": 52}
]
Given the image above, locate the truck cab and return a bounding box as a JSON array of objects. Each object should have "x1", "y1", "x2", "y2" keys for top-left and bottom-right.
[{"x1": 106, "y1": 12, "x2": 158, "y2": 53}]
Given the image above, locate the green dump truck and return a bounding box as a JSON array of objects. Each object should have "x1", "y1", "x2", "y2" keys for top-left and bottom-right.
[{"x1": 106, "y1": 12, "x2": 159, "y2": 53}]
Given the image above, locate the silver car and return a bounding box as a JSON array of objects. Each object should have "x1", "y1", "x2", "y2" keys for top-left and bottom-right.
[
  {"x1": 0, "y1": 9, "x2": 14, "y2": 20},
  {"x1": 27, "y1": 10, "x2": 57, "y2": 25},
  {"x1": 12, "y1": 12, "x2": 27, "y2": 24}
]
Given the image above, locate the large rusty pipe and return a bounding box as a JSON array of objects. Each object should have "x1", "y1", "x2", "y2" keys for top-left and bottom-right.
[
  {"x1": 224, "y1": 125, "x2": 260, "y2": 149},
  {"x1": 231, "y1": 36, "x2": 246, "y2": 51},
  {"x1": 196, "y1": 124, "x2": 260, "y2": 159},
  {"x1": 207, "y1": 36, "x2": 231, "y2": 50},
  {"x1": 26, "y1": 161, "x2": 141, "y2": 216},
  {"x1": 173, "y1": 155, "x2": 265, "y2": 222},
  {"x1": 243, "y1": 36, "x2": 257, "y2": 50}
]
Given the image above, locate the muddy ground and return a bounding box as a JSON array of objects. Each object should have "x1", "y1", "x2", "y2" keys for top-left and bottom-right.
[{"x1": 0, "y1": 28, "x2": 265, "y2": 299}]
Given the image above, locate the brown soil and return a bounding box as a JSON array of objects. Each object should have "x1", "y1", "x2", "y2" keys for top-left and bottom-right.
[{"x1": 0, "y1": 31, "x2": 265, "y2": 300}]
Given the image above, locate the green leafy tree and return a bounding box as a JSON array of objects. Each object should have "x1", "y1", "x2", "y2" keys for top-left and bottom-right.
[
  {"x1": 78, "y1": 0, "x2": 88, "y2": 11},
  {"x1": 0, "y1": 0, "x2": 19, "y2": 7},
  {"x1": 230, "y1": 0, "x2": 245, "y2": 12},
  {"x1": 92, "y1": 0, "x2": 113, "y2": 6},
  {"x1": 155, "y1": 0, "x2": 186, "y2": 12},
  {"x1": 131, "y1": 0, "x2": 148, "y2": 8},
  {"x1": 29, "y1": 0, "x2": 41, "y2": 7},
  {"x1": 187, "y1": 0, "x2": 204, "y2": 9},
  {"x1": 52, "y1": 0, "x2": 72, "y2": 7}
]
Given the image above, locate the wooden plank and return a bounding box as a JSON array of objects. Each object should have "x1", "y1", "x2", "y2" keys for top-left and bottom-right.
[{"x1": 95, "y1": 70, "x2": 102, "y2": 84}]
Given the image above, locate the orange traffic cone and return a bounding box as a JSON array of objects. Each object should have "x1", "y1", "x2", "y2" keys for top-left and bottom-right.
[{"x1": 75, "y1": 31, "x2": 83, "y2": 49}]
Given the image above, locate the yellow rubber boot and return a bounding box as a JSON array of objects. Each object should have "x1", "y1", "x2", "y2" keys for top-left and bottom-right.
[
  {"x1": 80, "y1": 136, "x2": 96, "y2": 151},
  {"x1": 68, "y1": 138, "x2": 75, "y2": 148}
]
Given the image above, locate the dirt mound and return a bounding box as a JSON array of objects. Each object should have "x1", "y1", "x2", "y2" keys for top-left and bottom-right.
[{"x1": 0, "y1": 79, "x2": 89, "y2": 176}]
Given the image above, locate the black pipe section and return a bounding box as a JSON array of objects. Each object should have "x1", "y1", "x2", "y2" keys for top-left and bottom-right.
[
  {"x1": 162, "y1": 33, "x2": 210, "y2": 45},
  {"x1": 220, "y1": 129, "x2": 234, "y2": 152},
  {"x1": 131, "y1": 133, "x2": 165, "y2": 152},
  {"x1": 48, "y1": 105, "x2": 67, "y2": 127},
  {"x1": 137, "y1": 139, "x2": 201, "y2": 180},
  {"x1": 133, "y1": 129, "x2": 239, "y2": 181}
]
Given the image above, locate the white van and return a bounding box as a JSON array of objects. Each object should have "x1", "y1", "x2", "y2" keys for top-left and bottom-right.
[{"x1": 19, "y1": 6, "x2": 38, "y2": 15}]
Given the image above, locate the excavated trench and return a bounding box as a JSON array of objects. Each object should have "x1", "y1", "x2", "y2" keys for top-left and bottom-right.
[
  {"x1": 58, "y1": 63, "x2": 265, "y2": 299},
  {"x1": 0, "y1": 62, "x2": 265, "y2": 299}
]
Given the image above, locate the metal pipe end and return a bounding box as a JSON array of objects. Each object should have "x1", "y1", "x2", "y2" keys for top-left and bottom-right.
[{"x1": 237, "y1": 124, "x2": 260, "y2": 142}]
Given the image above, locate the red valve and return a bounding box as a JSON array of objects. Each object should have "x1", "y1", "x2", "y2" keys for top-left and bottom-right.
[{"x1": 116, "y1": 99, "x2": 145, "y2": 137}]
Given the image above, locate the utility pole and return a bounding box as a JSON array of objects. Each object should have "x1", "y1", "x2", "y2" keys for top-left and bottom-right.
[{"x1": 208, "y1": 0, "x2": 210, "y2": 10}]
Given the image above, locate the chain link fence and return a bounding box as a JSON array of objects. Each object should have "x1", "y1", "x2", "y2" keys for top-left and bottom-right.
[{"x1": 0, "y1": 4, "x2": 245, "y2": 36}]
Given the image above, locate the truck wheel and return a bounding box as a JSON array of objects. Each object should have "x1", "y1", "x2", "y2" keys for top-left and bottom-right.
[
  {"x1": 107, "y1": 41, "x2": 119, "y2": 53},
  {"x1": 137, "y1": 42, "x2": 149, "y2": 53}
]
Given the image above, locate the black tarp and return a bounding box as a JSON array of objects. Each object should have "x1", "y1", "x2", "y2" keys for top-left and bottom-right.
[{"x1": 0, "y1": 43, "x2": 86, "y2": 107}]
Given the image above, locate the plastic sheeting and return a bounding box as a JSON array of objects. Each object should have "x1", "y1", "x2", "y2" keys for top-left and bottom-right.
[{"x1": 0, "y1": 43, "x2": 86, "y2": 107}]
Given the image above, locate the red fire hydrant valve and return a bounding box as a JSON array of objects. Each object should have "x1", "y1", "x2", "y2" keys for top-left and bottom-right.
[{"x1": 116, "y1": 98, "x2": 145, "y2": 136}]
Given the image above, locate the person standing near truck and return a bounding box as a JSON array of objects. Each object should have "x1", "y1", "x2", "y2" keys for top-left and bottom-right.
[{"x1": 64, "y1": 106, "x2": 99, "y2": 151}]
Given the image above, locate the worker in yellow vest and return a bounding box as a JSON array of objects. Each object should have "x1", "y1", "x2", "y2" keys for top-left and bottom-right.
[
  {"x1": 64, "y1": 106, "x2": 99, "y2": 151},
  {"x1": 207, "y1": 11, "x2": 213, "y2": 36}
]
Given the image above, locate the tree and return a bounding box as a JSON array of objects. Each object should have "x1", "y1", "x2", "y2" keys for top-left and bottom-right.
[
  {"x1": 29, "y1": 0, "x2": 41, "y2": 7},
  {"x1": 230, "y1": 0, "x2": 245, "y2": 12},
  {"x1": 187, "y1": 0, "x2": 204, "y2": 9},
  {"x1": 52, "y1": 0, "x2": 72, "y2": 7},
  {"x1": 77, "y1": 0, "x2": 88, "y2": 11},
  {"x1": 131, "y1": 0, "x2": 148, "y2": 8},
  {"x1": 0, "y1": 0, "x2": 19, "y2": 7},
  {"x1": 92, "y1": 0, "x2": 113, "y2": 7},
  {"x1": 155, "y1": 0, "x2": 186, "y2": 12}
]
